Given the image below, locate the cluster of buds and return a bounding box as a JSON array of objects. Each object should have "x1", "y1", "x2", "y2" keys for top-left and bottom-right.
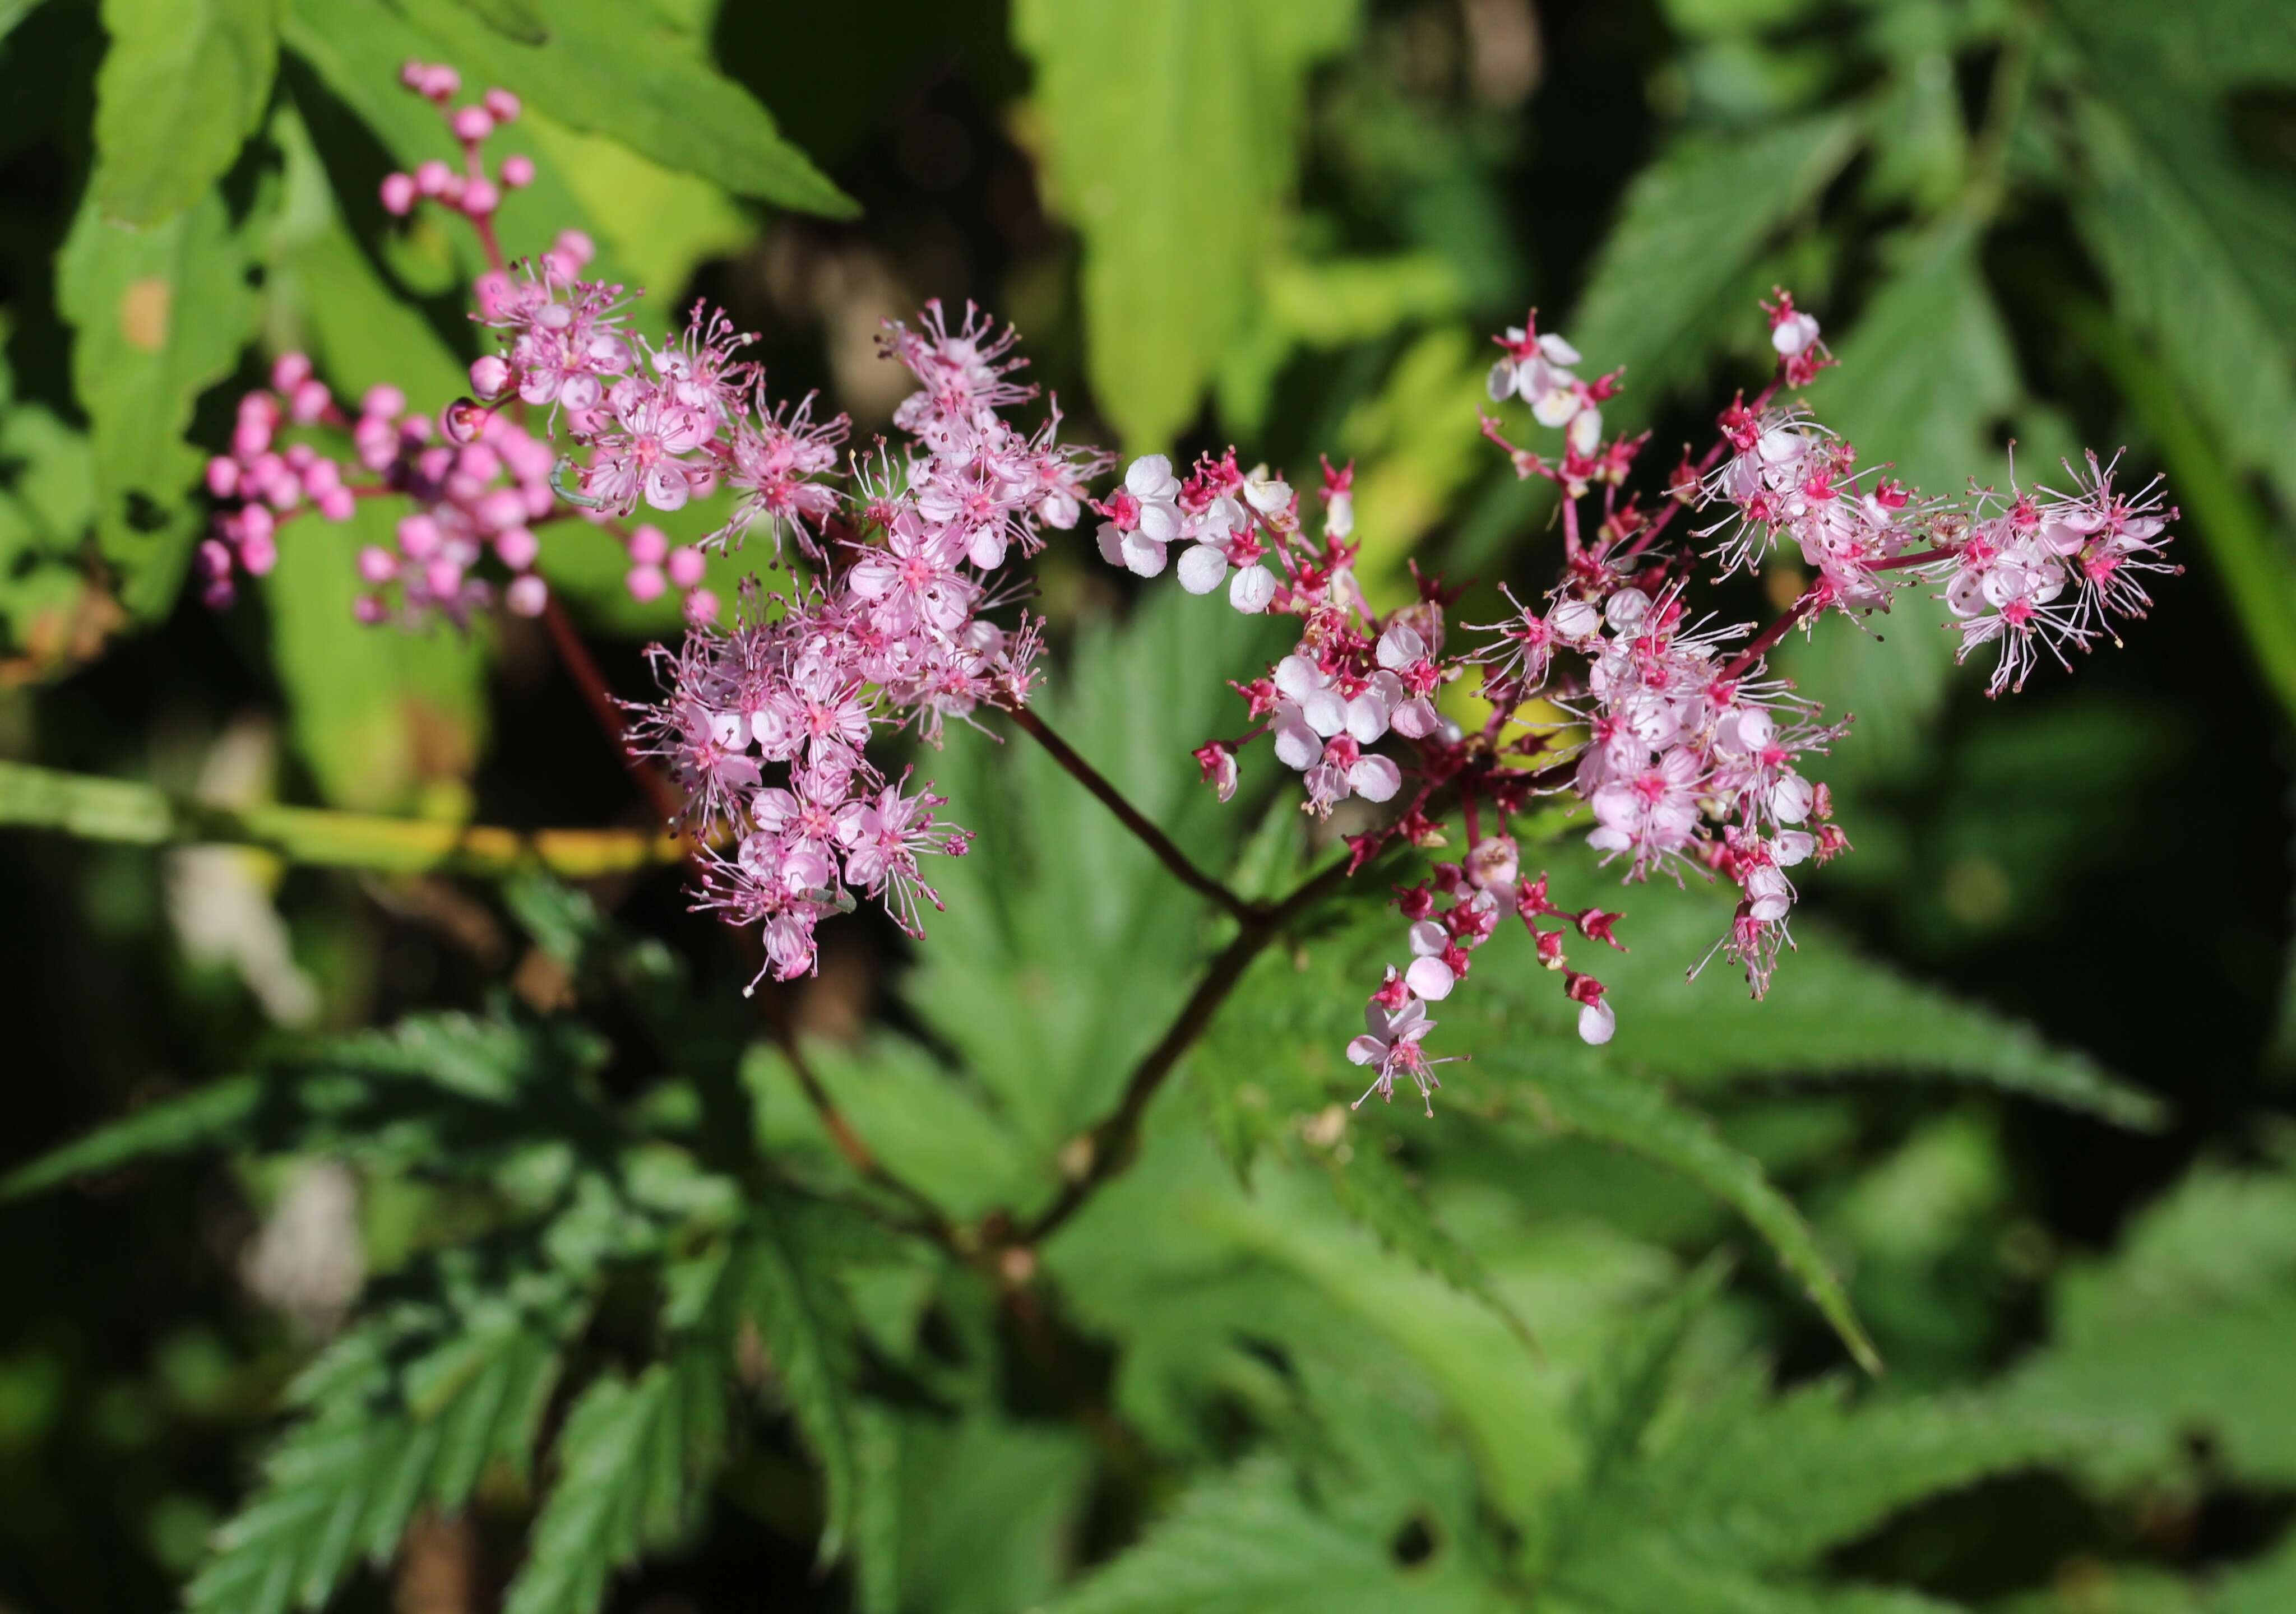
[
  {"x1": 379, "y1": 62, "x2": 533, "y2": 226},
  {"x1": 1107, "y1": 290, "x2": 2178, "y2": 1108}
]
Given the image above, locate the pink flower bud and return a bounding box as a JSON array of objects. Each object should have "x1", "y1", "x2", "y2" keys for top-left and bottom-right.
[
  {"x1": 484, "y1": 87, "x2": 521, "y2": 122},
  {"x1": 666, "y1": 545, "x2": 706, "y2": 588},
  {"x1": 419, "y1": 64, "x2": 459, "y2": 101},
  {"x1": 501, "y1": 153, "x2": 535, "y2": 188},
  {"x1": 460, "y1": 178, "x2": 500, "y2": 216},
  {"x1": 414, "y1": 160, "x2": 453, "y2": 196},
  {"x1": 283, "y1": 443, "x2": 316, "y2": 471},
  {"x1": 317, "y1": 488, "x2": 357, "y2": 522},
  {"x1": 473, "y1": 271, "x2": 512, "y2": 318},
  {"x1": 627, "y1": 523, "x2": 669, "y2": 564},
  {"x1": 465, "y1": 355, "x2": 510, "y2": 402},
  {"x1": 290, "y1": 378, "x2": 332, "y2": 424},
  {"x1": 230, "y1": 419, "x2": 270, "y2": 460},
  {"x1": 397, "y1": 513, "x2": 442, "y2": 560},
  {"x1": 626, "y1": 563, "x2": 666, "y2": 602},
  {"x1": 424, "y1": 557, "x2": 463, "y2": 597},
  {"x1": 239, "y1": 530, "x2": 278, "y2": 576},
  {"x1": 300, "y1": 457, "x2": 341, "y2": 495},
  {"x1": 360, "y1": 384, "x2": 405, "y2": 421},
  {"x1": 451, "y1": 105, "x2": 493, "y2": 143},
  {"x1": 271, "y1": 352, "x2": 313, "y2": 392},
  {"x1": 494, "y1": 526, "x2": 539, "y2": 569},
  {"x1": 554, "y1": 229, "x2": 595, "y2": 268},
  {"x1": 358, "y1": 545, "x2": 399, "y2": 583},
  {"x1": 442, "y1": 399, "x2": 490, "y2": 445},
  {"x1": 354, "y1": 595, "x2": 389, "y2": 625},
  {"x1": 379, "y1": 171, "x2": 417, "y2": 215},
  {"x1": 205, "y1": 457, "x2": 239, "y2": 498},
  {"x1": 505, "y1": 574, "x2": 548, "y2": 616},
  {"x1": 478, "y1": 489, "x2": 526, "y2": 531},
  {"x1": 399, "y1": 59, "x2": 427, "y2": 91},
  {"x1": 684, "y1": 587, "x2": 720, "y2": 625},
  {"x1": 198, "y1": 538, "x2": 233, "y2": 580}
]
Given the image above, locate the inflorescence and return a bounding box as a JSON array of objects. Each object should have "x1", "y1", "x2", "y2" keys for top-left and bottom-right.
[{"x1": 206, "y1": 59, "x2": 2183, "y2": 1115}]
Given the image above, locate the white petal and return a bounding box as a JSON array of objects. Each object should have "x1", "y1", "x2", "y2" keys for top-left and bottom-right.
[
  {"x1": 1405, "y1": 957, "x2": 1455, "y2": 1001},
  {"x1": 1302, "y1": 688, "x2": 1348, "y2": 738},
  {"x1": 1408, "y1": 920, "x2": 1447, "y2": 957},
  {"x1": 1346, "y1": 1033, "x2": 1388, "y2": 1067},
  {"x1": 1274, "y1": 654, "x2": 1323, "y2": 702},
  {"x1": 1177, "y1": 542, "x2": 1229, "y2": 595},
  {"x1": 1229, "y1": 564, "x2": 1276, "y2": 614},
  {"x1": 1120, "y1": 530, "x2": 1168, "y2": 578},
  {"x1": 1770, "y1": 773, "x2": 1814, "y2": 824},
  {"x1": 1345, "y1": 689, "x2": 1392, "y2": 745},
  {"x1": 1272, "y1": 712, "x2": 1321, "y2": 771},
  {"x1": 1376, "y1": 623, "x2": 1425, "y2": 670},
  {"x1": 1568, "y1": 406, "x2": 1603, "y2": 456},
  {"x1": 1125, "y1": 453, "x2": 1175, "y2": 498},
  {"x1": 1538, "y1": 332, "x2": 1582, "y2": 365},
  {"x1": 1244, "y1": 477, "x2": 1293, "y2": 515},
  {"x1": 1532, "y1": 386, "x2": 1579, "y2": 429},
  {"x1": 1349, "y1": 754, "x2": 1402, "y2": 803},
  {"x1": 1577, "y1": 999, "x2": 1617, "y2": 1045}
]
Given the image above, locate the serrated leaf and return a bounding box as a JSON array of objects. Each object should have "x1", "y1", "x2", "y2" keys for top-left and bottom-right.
[
  {"x1": 388, "y1": 0, "x2": 855, "y2": 217},
  {"x1": 1014, "y1": 0, "x2": 1362, "y2": 449},
  {"x1": 188, "y1": 1263, "x2": 586, "y2": 1614},
  {"x1": 735, "y1": 1205, "x2": 862, "y2": 1562},
  {"x1": 1564, "y1": 1258, "x2": 1730, "y2": 1495},
  {"x1": 1312, "y1": 1139, "x2": 1533, "y2": 1348},
  {"x1": 2, "y1": 1011, "x2": 621, "y2": 1203},
  {"x1": 501, "y1": 1349, "x2": 726, "y2": 1614},
  {"x1": 1040, "y1": 1458, "x2": 1499, "y2": 1614},
  {"x1": 1490, "y1": 1058, "x2": 1880, "y2": 1375},
  {"x1": 1572, "y1": 109, "x2": 1864, "y2": 412},
  {"x1": 92, "y1": 0, "x2": 281, "y2": 226},
  {"x1": 0, "y1": 1077, "x2": 259, "y2": 1200},
  {"x1": 55, "y1": 188, "x2": 261, "y2": 620},
  {"x1": 906, "y1": 586, "x2": 1289, "y2": 1160},
  {"x1": 1553, "y1": 1380, "x2": 2093, "y2": 1585},
  {"x1": 2064, "y1": 82, "x2": 2296, "y2": 514}
]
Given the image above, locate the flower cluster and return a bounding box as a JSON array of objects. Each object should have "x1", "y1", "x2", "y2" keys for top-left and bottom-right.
[
  {"x1": 207, "y1": 50, "x2": 2181, "y2": 1124},
  {"x1": 1105, "y1": 291, "x2": 2177, "y2": 1107},
  {"x1": 618, "y1": 300, "x2": 1106, "y2": 981}
]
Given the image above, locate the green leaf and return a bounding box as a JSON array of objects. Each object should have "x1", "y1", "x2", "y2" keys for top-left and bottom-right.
[
  {"x1": 92, "y1": 0, "x2": 281, "y2": 226},
  {"x1": 1, "y1": 1011, "x2": 624, "y2": 1204},
  {"x1": 0, "y1": 1077, "x2": 260, "y2": 1200},
  {"x1": 265, "y1": 469, "x2": 491, "y2": 811},
  {"x1": 1572, "y1": 109, "x2": 1865, "y2": 415},
  {"x1": 2218, "y1": 1531, "x2": 2296, "y2": 1614},
  {"x1": 1777, "y1": 226, "x2": 2021, "y2": 779},
  {"x1": 734, "y1": 1205, "x2": 863, "y2": 1562},
  {"x1": 1563, "y1": 1258, "x2": 1731, "y2": 1495},
  {"x1": 501, "y1": 1350, "x2": 726, "y2": 1614},
  {"x1": 906, "y1": 587, "x2": 1288, "y2": 1161},
  {"x1": 1311, "y1": 1137, "x2": 1534, "y2": 1349},
  {"x1": 1552, "y1": 1380, "x2": 2094, "y2": 1588},
  {"x1": 55, "y1": 188, "x2": 261, "y2": 620},
  {"x1": 1490, "y1": 1058, "x2": 1880, "y2": 1375},
  {"x1": 388, "y1": 0, "x2": 857, "y2": 217},
  {"x1": 452, "y1": 0, "x2": 547, "y2": 45},
  {"x1": 2064, "y1": 82, "x2": 2296, "y2": 514},
  {"x1": 1039, "y1": 1458, "x2": 1499, "y2": 1614},
  {"x1": 1014, "y1": 0, "x2": 1363, "y2": 449},
  {"x1": 188, "y1": 1262, "x2": 586, "y2": 1614}
]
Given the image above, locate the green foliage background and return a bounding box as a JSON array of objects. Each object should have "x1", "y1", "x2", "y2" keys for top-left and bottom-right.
[{"x1": 3, "y1": 0, "x2": 2295, "y2": 1610}]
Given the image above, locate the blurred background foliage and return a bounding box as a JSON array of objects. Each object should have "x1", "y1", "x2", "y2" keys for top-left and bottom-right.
[{"x1": 3, "y1": 0, "x2": 2296, "y2": 1610}]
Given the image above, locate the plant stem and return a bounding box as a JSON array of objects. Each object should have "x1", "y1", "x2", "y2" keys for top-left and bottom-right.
[
  {"x1": 541, "y1": 595, "x2": 686, "y2": 827},
  {"x1": 1017, "y1": 854, "x2": 1355, "y2": 1246},
  {"x1": 1006, "y1": 704, "x2": 1263, "y2": 924},
  {"x1": 0, "y1": 759, "x2": 684, "y2": 877}
]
